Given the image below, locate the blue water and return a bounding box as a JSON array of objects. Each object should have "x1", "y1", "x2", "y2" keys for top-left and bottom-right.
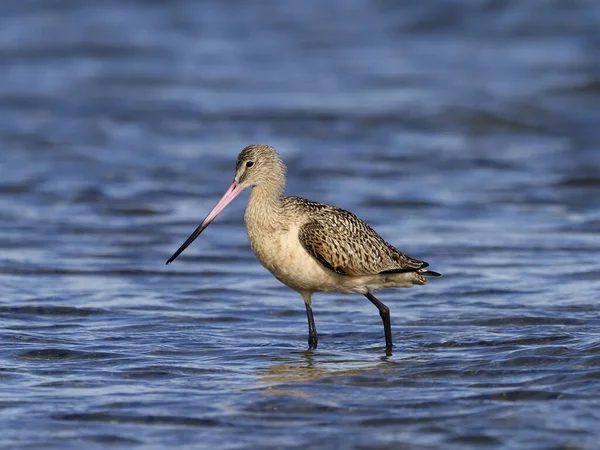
[{"x1": 1, "y1": 1, "x2": 600, "y2": 448}]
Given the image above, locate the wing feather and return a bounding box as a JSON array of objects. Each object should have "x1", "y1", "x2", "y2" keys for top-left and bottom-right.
[{"x1": 297, "y1": 206, "x2": 427, "y2": 277}]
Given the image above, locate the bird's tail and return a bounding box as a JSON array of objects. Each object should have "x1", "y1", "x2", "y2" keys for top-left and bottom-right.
[{"x1": 419, "y1": 269, "x2": 441, "y2": 277}]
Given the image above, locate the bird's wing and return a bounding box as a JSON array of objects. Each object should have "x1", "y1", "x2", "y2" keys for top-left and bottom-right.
[{"x1": 298, "y1": 210, "x2": 427, "y2": 277}]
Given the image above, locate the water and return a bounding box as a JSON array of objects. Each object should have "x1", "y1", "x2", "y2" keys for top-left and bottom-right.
[{"x1": 1, "y1": 0, "x2": 600, "y2": 448}]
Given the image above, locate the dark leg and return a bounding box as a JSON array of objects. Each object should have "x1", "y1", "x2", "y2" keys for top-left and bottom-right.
[
  {"x1": 364, "y1": 292, "x2": 392, "y2": 348},
  {"x1": 305, "y1": 302, "x2": 318, "y2": 350},
  {"x1": 301, "y1": 293, "x2": 318, "y2": 349}
]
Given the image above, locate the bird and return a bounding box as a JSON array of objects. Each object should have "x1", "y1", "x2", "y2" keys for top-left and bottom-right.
[{"x1": 166, "y1": 145, "x2": 440, "y2": 350}]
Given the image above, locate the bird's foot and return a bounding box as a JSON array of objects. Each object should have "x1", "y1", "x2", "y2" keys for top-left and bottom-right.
[{"x1": 307, "y1": 333, "x2": 318, "y2": 350}]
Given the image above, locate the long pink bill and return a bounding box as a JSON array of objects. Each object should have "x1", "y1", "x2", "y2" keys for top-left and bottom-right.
[{"x1": 166, "y1": 181, "x2": 245, "y2": 264}]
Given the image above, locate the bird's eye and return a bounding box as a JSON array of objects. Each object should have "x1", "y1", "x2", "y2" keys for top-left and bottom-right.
[{"x1": 246, "y1": 161, "x2": 254, "y2": 168}]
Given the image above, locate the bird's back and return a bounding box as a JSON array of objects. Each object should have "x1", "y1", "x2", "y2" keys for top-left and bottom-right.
[{"x1": 282, "y1": 196, "x2": 428, "y2": 277}]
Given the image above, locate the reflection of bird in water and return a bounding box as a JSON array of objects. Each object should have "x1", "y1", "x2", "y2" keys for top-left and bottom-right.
[
  {"x1": 257, "y1": 352, "x2": 387, "y2": 388},
  {"x1": 167, "y1": 145, "x2": 440, "y2": 350}
]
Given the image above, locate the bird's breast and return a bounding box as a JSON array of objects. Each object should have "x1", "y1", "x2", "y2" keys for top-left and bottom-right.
[{"x1": 244, "y1": 217, "x2": 339, "y2": 293}]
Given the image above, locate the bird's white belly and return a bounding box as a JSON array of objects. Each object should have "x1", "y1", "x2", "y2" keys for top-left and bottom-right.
[{"x1": 248, "y1": 226, "x2": 342, "y2": 293}]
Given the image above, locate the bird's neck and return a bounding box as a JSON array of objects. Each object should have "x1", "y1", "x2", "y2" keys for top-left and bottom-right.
[{"x1": 246, "y1": 176, "x2": 285, "y2": 229}]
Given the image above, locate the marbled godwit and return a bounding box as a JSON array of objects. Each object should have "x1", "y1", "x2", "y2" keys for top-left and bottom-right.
[{"x1": 167, "y1": 145, "x2": 440, "y2": 350}]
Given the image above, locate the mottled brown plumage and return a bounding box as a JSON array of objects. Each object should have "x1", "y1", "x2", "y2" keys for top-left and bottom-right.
[
  {"x1": 292, "y1": 197, "x2": 427, "y2": 276},
  {"x1": 167, "y1": 144, "x2": 440, "y2": 351}
]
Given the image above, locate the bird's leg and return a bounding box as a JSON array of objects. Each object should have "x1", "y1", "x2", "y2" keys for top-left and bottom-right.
[
  {"x1": 302, "y1": 293, "x2": 318, "y2": 350},
  {"x1": 305, "y1": 303, "x2": 318, "y2": 350},
  {"x1": 364, "y1": 292, "x2": 392, "y2": 348}
]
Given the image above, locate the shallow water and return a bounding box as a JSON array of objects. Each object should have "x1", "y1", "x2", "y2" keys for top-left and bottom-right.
[{"x1": 1, "y1": 0, "x2": 600, "y2": 448}]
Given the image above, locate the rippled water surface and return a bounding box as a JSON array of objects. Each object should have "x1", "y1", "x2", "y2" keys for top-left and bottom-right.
[{"x1": 2, "y1": 1, "x2": 600, "y2": 448}]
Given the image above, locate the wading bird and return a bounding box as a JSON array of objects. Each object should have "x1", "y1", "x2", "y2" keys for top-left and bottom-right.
[{"x1": 167, "y1": 145, "x2": 440, "y2": 350}]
